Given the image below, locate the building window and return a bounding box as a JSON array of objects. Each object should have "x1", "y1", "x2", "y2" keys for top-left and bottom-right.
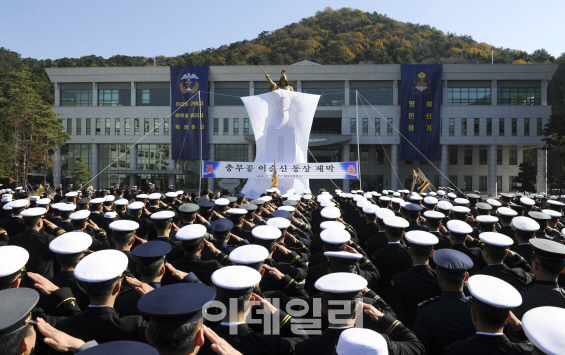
[
  {"x1": 524, "y1": 118, "x2": 530, "y2": 136},
  {"x1": 154, "y1": 118, "x2": 159, "y2": 135},
  {"x1": 164, "y1": 119, "x2": 169, "y2": 135},
  {"x1": 405, "y1": 175, "x2": 413, "y2": 189},
  {"x1": 244, "y1": 118, "x2": 249, "y2": 135},
  {"x1": 512, "y1": 118, "x2": 517, "y2": 136},
  {"x1": 479, "y1": 176, "x2": 487, "y2": 191},
  {"x1": 464, "y1": 149, "x2": 472, "y2": 165},
  {"x1": 497, "y1": 176, "x2": 502, "y2": 192},
  {"x1": 449, "y1": 175, "x2": 458, "y2": 189},
  {"x1": 134, "y1": 118, "x2": 140, "y2": 135},
  {"x1": 214, "y1": 88, "x2": 248, "y2": 106},
  {"x1": 499, "y1": 118, "x2": 505, "y2": 136},
  {"x1": 136, "y1": 89, "x2": 169, "y2": 106},
  {"x1": 115, "y1": 118, "x2": 120, "y2": 135},
  {"x1": 509, "y1": 176, "x2": 519, "y2": 191},
  {"x1": 137, "y1": 144, "x2": 169, "y2": 170},
  {"x1": 362, "y1": 118, "x2": 368, "y2": 136},
  {"x1": 60, "y1": 144, "x2": 92, "y2": 186},
  {"x1": 86, "y1": 118, "x2": 91, "y2": 135},
  {"x1": 75, "y1": 118, "x2": 83, "y2": 136},
  {"x1": 349, "y1": 88, "x2": 392, "y2": 105},
  {"x1": 479, "y1": 149, "x2": 487, "y2": 165},
  {"x1": 474, "y1": 118, "x2": 480, "y2": 136},
  {"x1": 434, "y1": 175, "x2": 439, "y2": 188},
  {"x1": 387, "y1": 118, "x2": 393, "y2": 136},
  {"x1": 67, "y1": 118, "x2": 72, "y2": 135},
  {"x1": 350, "y1": 118, "x2": 356, "y2": 135},
  {"x1": 303, "y1": 88, "x2": 344, "y2": 106},
  {"x1": 350, "y1": 151, "x2": 356, "y2": 162},
  {"x1": 362, "y1": 175, "x2": 384, "y2": 191},
  {"x1": 497, "y1": 87, "x2": 541, "y2": 105},
  {"x1": 497, "y1": 149, "x2": 502, "y2": 165},
  {"x1": 223, "y1": 118, "x2": 229, "y2": 135},
  {"x1": 144, "y1": 118, "x2": 150, "y2": 135},
  {"x1": 233, "y1": 118, "x2": 239, "y2": 136},
  {"x1": 216, "y1": 144, "x2": 248, "y2": 162},
  {"x1": 376, "y1": 149, "x2": 384, "y2": 164},
  {"x1": 447, "y1": 87, "x2": 491, "y2": 105},
  {"x1": 449, "y1": 149, "x2": 458, "y2": 165},
  {"x1": 61, "y1": 89, "x2": 92, "y2": 106},
  {"x1": 464, "y1": 176, "x2": 473, "y2": 191},
  {"x1": 486, "y1": 118, "x2": 492, "y2": 136},
  {"x1": 125, "y1": 118, "x2": 130, "y2": 135},
  {"x1": 95, "y1": 118, "x2": 101, "y2": 135},
  {"x1": 537, "y1": 118, "x2": 543, "y2": 136},
  {"x1": 98, "y1": 89, "x2": 130, "y2": 106},
  {"x1": 449, "y1": 118, "x2": 454, "y2": 136},
  {"x1": 372, "y1": 118, "x2": 380, "y2": 136},
  {"x1": 213, "y1": 118, "x2": 219, "y2": 135},
  {"x1": 360, "y1": 149, "x2": 369, "y2": 164},
  {"x1": 461, "y1": 118, "x2": 467, "y2": 136},
  {"x1": 509, "y1": 149, "x2": 517, "y2": 165},
  {"x1": 105, "y1": 118, "x2": 110, "y2": 135},
  {"x1": 405, "y1": 161, "x2": 413, "y2": 165}
]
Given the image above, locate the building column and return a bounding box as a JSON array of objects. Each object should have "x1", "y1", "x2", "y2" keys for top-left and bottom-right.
[
  {"x1": 541, "y1": 80, "x2": 548, "y2": 106},
  {"x1": 488, "y1": 145, "x2": 497, "y2": 197},
  {"x1": 208, "y1": 144, "x2": 215, "y2": 191},
  {"x1": 440, "y1": 145, "x2": 449, "y2": 187},
  {"x1": 249, "y1": 81, "x2": 254, "y2": 97},
  {"x1": 91, "y1": 144, "x2": 99, "y2": 189},
  {"x1": 442, "y1": 80, "x2": 448, "y2": 106},
  {"x1": 248, "y1": 143, "x2": 255, "y2": 162},
  {"x1": 344, "y1": 80, "x2": 350, "y2": 106},
  {"x1": 92, "y1": 82, "x2": 98, "y2": 106},
  {"x1": 131, "y1": 82, "x2": 136, "y2": 106},
  {"x1": 491, "y1": 80, "x2": 497, "y2": 105},
  {"x1": 129, "y1": 144, "x2": 137, "y2": 188},
  {"x1": 54, "y1": 144, "x2": 62, "y2": 187},
  {"x1": 537, "y1": 148, "x2": 547, "y2": 193},
  {"x1": 209, "y1": 82, "x2": 214, "y2": 106},
  {"x1": 342, "y1": 144, "x2": 350, "y2": 192},
  {"x1": 296, "y1": 80, "x2": 302, "y2": 93},
  {"x1": 393, "y1": 80, "x2": 399, "y2": 106},
  {"x1": 391, "y1": 144, "x2": 399, "y2": 191},
  {"x1": 54, "y1": 83, "x2": 60, "y2": 107}
]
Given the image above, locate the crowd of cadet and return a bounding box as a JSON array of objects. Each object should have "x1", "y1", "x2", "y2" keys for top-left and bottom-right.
[{"x1": 0, "y1": 182, "x2": 565, "y2": 355}]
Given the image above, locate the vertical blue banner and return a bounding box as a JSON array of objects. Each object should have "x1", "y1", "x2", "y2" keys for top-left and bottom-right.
[
  {"x1": 170, "y1": 66, "x2": 209, "y2": 160},
  {"x1": 399, "y1": 64, "x2": 442, "y2": 161}
]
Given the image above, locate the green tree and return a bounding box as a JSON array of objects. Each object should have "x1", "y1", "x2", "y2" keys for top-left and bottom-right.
[
  {"x1": 516, "y1": 149, "x2": 537, "y2": 192},
  {"x1": 71, "y1": 156, "x2": 91, "y2": 186}
]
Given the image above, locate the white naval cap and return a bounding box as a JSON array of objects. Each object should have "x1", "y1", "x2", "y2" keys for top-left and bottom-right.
[
  {"x1": 0, "y1": 246, "x2": 29, "y2": 277},
  {"x1": 136, "y1": 194, "x2": 149, "y2": 199},
  {"x1": 324, "y1": 251, "x2": 363, "y2": 261},
  {"x1": 542, "y1": 209, "x2": 562, "y2": 218},
  {"x1": 74, "y1": 249, "x2": 129, "y2": 283},
  {"x1": 447, "y1": 193, "x2": 457, "y2": 198},
  {"x1": 392, "y1": 192, "x2": 401, "y2": 197},
  {"x1": 259, "y1": 195, "x2": 272, "y2": 202},
  {"x1": 497, "y1": 207, "x2": 517, "y2": 217},
  {"x1": 69, "y1": 210, "x2": 90, "y2": 220},
  {"x1": 467, "y1": 274, "x2": 521, "y2": 308},
  {"x1": 90, "y1": 198, "x2": 105, "y2": 204},
  {"x1": 405, "y1": 231, "x2": 438, "y2": 245},
  {"x1": 49, "y1": 232, "x2": 92, "y2": 254},
  {"x1": 65, "y1": 192, "x2": 78, "y2": 197},
  {"x1": 58, "y1": 204, "x2": 77, "y2": 212},
  {"x1": 251, "y1": 225, "x2": 281, "y2": 240},
  {"x1": 452, "y1": 206, "x2": 470, "y2": 214},
  {"x1": 520, "y1": 197, "x2": 535, "y2": 206},
  {"x1": 165, "y1": 192, "x2": 178, "y2": 198},
  {"x1": 114, "y1": 199, "x2": 129, "y2": 206},
  {"x1": 266, "y1": 217, "x2": 291, "y2": 229},
  {"x1": 362, "y1": 205, "x2": 379, "y2": 215},
  {"x1": 320, "y1": 200, "x2": 336, "y2": 208},
  {"x1": 104, "y1": 195, "x2": 115, "y2": 202},
  {"x1": 383, "y1": 216, "x2": 409, "y2": 229},
  {"x1": 512, "y1": 216, "x2": 540, "y2": 232},
  {"x1": 29, "y1": 196, "x2": 40, "y2": 201},
  {"x1": 212, "y1": 265, "x2": 261, "y2": 290},
  {"x1": 391, "y1": 197, "x2": 403, "y2": 204},
  {"x1": 475, "y1": 215, "x2": 498, "y2": 223},
  {"x1": 437, "y1": 201, "x2": 453, "y2": 211},
  {"x1": 486, "y1": 199, "x2": 501, "y2": 207},
  {"x1": 379, "y1": 196, "x2": 391, "y2": 203},
  {"x1": 408, "y1": 195, "x2": 423, "y2": 201},
  {"x1": 228, "y1": 245, "x2": 269, "y2": 265},
  {"x1": 109, "y1": 220, "x2": 139, "y2": 232},
  {"x1": 375, "y1": 208, "x2": 395, "y2": 220},
  {"x1": 423, "y1": 210, "x2": 445, "y2": 219},
  {"x1": 150, "y1": 211, "x2": 175, "y2": 220},
  {"x1": 423, "y1": 196, "x2": 438, "y2": 205},
  {"x1": 453, "y1": 198, "x2": 469, "y2": 206},
  {"x1": 129, "y1": 201, "x2": 145, "y2": 210},
  {"x1": 9, "y1": 199, "x2": 29, "y2": 209},
  {"x1": 226, "y1": 208, "x2": 247, "y2": 215},
  {"x1": 15, "y1": 187, "x2": 22, "y2": 190},
  {"x1": 148, "y1": 193, "x2": 161, "y2": 200},
  {"x1": 2, "y1": 204, "x2": 11, "y2": 211},
  {"x1": 479, "y1": 232, "x2": 513, "y2": 247},
  {"x1": 522, "y1": 306, "x2": 565, "y2": 355},
  {"x1": 446, "y1": 220, "x2": 473, "y2": 234},
  {"x1": 321, "y1": 207, "x2": 341, "y2": 220},
  {"x1": 215, "y1": 198, "x2": 229, "y2": 206},
  {"x1": 1, "y1": 195, "x2": 12, "y2": 203},
  {"x1": 547, "y1": 199, "x2": 565, "y2": 207},
  {"x1": 302, "y1": 194, "x2": 312, "y2": 200},
  {"x1": 175, "y1": 224, "x2": 207, "y2": 241},
  {"x1": 176, "y1": 190, "x2": 184, "y2": 195},
  {"x1": 278, "y1": 206, "x2": 295, "y2": 212},
  {"x1": 320, "y1": 229, "x2": 350, "y2": 244},
  {"x1": 36, "y1": 198, "x2": 51, "y2": 206},
  {"x1": 320, "y1": 221, "x2": 346, "y2": 230},
  {"x1": 20, "y1": 207, "x2": 47, "y2": 218},
  {"x1": 315, "y1": 272, "x2": 367, "y2": 294},
  {"x1": 336, "y1": 328, "x2": 388, "y2": 355},
  {"x1": 104, "y1": 211, "x2": 117, "y2": 219},
  {"x1": 363, "y1": 193, "x2": 373, "y2": 199},
  {"x1": 437, "y1": 191, "x2": 445, "y2": 196}
]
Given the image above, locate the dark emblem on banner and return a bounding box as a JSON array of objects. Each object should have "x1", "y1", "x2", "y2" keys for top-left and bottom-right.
[
  {"x1": 412, "y1": 72, "x2": 432, "y2": 95},
  {"x1": 180, "y1": 72, "x2": 200, "y2": 94}
]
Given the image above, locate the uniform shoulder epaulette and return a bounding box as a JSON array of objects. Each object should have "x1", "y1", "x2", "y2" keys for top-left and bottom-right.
[{"x1": 418, "y1": 296, "x2": 440, "y2": 307}]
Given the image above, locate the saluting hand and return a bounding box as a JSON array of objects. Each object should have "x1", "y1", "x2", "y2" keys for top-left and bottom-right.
[
  {"x1": 126, "y1": 277, "x2": 154, "y2": 296},
  {"x1": 203, "y1": 239, "x2": 221, "y2": 255},
  {"x1": 28, "y1": 272, "x2": 59, "y2": 295},
  {"x1": 204, "y1": 326, "x2": 244, "y2": 355},
  {"x1": 36, "y1": 318, "x2": 85, "y2": 353},
  {"x1": 362, "y1": 302, "x2": 385, "y2": 322},
  {"x1": 165, "y1": 262, "x2": 188, "y2": 280},
  {"x1": 262, "y1": 264, "x2": 285, "y2": 280}
]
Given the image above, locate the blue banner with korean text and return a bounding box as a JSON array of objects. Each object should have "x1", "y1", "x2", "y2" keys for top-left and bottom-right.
[
  {"x1": 400, "y1": 64, "x2": 442, "y2": 161},
  {"x1": 170, "y1": 66, "x2": 209, "y2": 160}
]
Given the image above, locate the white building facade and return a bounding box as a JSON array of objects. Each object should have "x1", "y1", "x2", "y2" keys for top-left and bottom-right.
[{"x1": 46, "y1": 63, "x2": 558, "y2": 197}]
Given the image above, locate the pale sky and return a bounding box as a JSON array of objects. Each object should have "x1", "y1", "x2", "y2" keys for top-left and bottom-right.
[{"x1": 1, "y1": 0, "x2": 563, "y2": 60}]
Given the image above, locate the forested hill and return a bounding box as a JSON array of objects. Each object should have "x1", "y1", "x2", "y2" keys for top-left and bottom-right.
[{"x1": 0, "y1": 7, "x2": 561, "y2": 73}]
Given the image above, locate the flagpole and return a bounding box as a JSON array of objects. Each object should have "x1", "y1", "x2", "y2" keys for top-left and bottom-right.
[
  {"x1": 356, "y1": 90, "x2": 361, "y2": 190},
  {"x1": 198, "y1": 90, "x2": 202, "y2": 195}
]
